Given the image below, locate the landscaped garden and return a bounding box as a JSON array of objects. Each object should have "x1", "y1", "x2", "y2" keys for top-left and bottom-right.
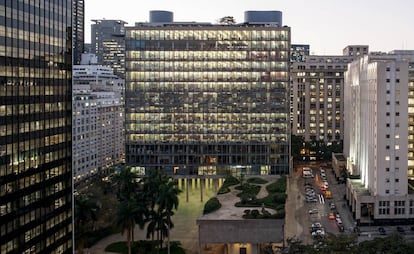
[{"x1": 203, "y1": 174, "x2": 287, "y2": 219}]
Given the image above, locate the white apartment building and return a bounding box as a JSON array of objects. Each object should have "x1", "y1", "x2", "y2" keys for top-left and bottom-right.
[
  {"x1": 344, "y1": 52, "x2": 414, "y2": 224},
  {"x1": 73, "y1": 59, "x2": 125, "y2": 182},
  {"x1": 291, "y1": 55, "x2": 355, "y2": 143}
]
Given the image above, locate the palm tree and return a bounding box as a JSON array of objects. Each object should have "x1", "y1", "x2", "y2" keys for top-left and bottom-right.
[
  {"x1": 112, "y1": 167, "x2": 137, "y2": 200},
  {"x1": 115, "y1": 198, "x2": 139, "y2": 254},
  {"x1": 157, "y1": 179, "x2": 181, "y2": 254},
  {"x1": 74, "y1": 193, "x2": 101, "y2": 254}
]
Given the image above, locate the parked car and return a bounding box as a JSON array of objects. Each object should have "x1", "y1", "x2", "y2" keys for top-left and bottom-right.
[
  {"x1": 378, "y1": 227, "x2": 386, "y2": 235},
  {"x1": 329, "y1": 202, "x2": 336, "y2": 210},
  {"x1": 328, "y1": 213, "x2": 335, "y2": 220}
]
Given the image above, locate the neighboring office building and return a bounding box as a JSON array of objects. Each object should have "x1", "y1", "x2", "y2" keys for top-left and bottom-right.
[
  {"x1": 125, "y1": 10, "x2": 290, "y2": 176},
  {"x1": 73, "y1": 55, "x2": 125, "y2": 182},
  {"x1": 73, "y1": 0, "x2": 85, "y2": 64},
  {"x1": 291, "y1": 54, "x2": 356, "y2": 143},
  {"x1": 344, "y1": 52, "x2": 414, "y2": 224},
  {"x1": 0, "y1": 1, "x2": 73, "y2": 253},
  {"x1": 91, "y1": 19, "x2": 127, "y2": 78}
]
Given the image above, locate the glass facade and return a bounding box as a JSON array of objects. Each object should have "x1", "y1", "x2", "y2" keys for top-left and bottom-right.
[
  {"x1": 0, "y1": 1, "x2": 73, "y2": 253},
  {"x1": 125, "y1": 25, "x2": 290, "y2": 175}
]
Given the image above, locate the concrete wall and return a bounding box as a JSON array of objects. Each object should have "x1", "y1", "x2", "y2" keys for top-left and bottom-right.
[{"x1": 198, "y1": 219, "x2": 284, "y2": 244}]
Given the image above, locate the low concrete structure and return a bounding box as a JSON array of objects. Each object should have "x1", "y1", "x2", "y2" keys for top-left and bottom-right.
[
  {"x1": 197, "y1": 176, "x2": 284, "y2": 254},
  {"x1": 198, "y1": 219, "x2": 283, "y2": 254}
]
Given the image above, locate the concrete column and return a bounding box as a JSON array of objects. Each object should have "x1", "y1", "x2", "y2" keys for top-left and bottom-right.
[
  {"x1": 200, "y1": 178, "x2": 204, "y2": 202},
  {"x1": 185, "y1": 178, "x2": 189, "y2": 202}
]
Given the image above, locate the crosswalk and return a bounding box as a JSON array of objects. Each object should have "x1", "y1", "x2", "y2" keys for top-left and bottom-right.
[{"x1": 319, "y1": 194, "x2": 325, "y2": 204}]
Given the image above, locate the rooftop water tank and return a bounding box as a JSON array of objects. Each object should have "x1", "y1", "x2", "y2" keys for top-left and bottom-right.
[
  {"x1": 244, "y1": 11, "x2": 282, "y2": 26},
  {"x1": 150, "y1": 10, "x2": 174, "y2": 23}
]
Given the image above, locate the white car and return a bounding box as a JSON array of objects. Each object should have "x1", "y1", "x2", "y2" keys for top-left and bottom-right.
[
  {"x1": 309, "y1": 209, "x2": 318, "y2": 214},
  {"x1": 312, "y1": 228, "x2": 325, "y2": 237}
]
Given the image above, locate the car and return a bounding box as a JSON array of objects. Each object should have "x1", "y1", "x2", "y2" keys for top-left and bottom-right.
[
  {"x1": 306, "y1": 198, "x2": 318, "y2": 202},
  {"x1": 378, "y1": 227, "x2": 386, "y2": 235},
  {"x1": 328, "y1": 213, "x2": 335, "y2": 220},
  {"x1": 320, "y1": 169, "x2": 325, "y2": 174},
  {"x1": 397, "y1": 226, "x2": 405, "y2": 234},
  {"x1": 321, "y1": 173, "x2": 326, "y2": 178},
  {"x1": 336, "y1": 213, "x2": 341, "y2": 220},
  {"x1": 312, "y1": 222, "x2": 322, "y2": 229},
  {"x1": 336, "y1": 218, "x2": 343, "y2": 224},
  {"x1": 309, "y1": 209, "x2": 318, "y2": 214},
  {"x1": 312, "y1": 228, "x2": 325, "y2": 237},
  {"x1": 320, "y1": 185, "x2": 327, "y2": 192},
  {"x1": 329, "y1": 202, "x2": 336, "y2": 210},
  {"x1": 323, "y1": 181, "x2": 329, "y2": 186}
]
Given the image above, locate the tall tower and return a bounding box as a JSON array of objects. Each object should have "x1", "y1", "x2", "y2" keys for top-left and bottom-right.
[
  {"x1": 0, "y1": 1, "x2": 73, "y2": 253},
  {"x1": 125, "y1": 11, "x2": 290, "y2": 176},
  {"x1": 344, "y1": 52, "x2": 414, "y2": 223},
  {"x1": 73, "y1": 0, "x2": 85, "y2": 65},
  {"x1": 91, "y1": 19, "x2": 127, "y2": 78}
]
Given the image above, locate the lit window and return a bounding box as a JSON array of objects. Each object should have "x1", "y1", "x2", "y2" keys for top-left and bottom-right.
[{"x1": 385, "y1": 156, "x2": 390, "y2": 161}]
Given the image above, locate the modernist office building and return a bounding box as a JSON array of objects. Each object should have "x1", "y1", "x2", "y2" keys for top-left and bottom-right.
[
  {"x1": 0, "y1": 1, "x2": 73, "y2": 253},
  {"x1": 344, "y1": 52, "x2": 414, "y2": 223},
  {"x1": 73, "y1": 55, "x2": 125, "y2": 182},
  {"x1": 91, "y1": 19, "x2": 127, "y2": 78},
  {"x1": 125, "y1": 11, "x2": 290, "y2": 176}
]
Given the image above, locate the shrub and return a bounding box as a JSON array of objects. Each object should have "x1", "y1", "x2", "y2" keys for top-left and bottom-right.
[
  {"x1": 203, "y1": 197, "x2": 221, "y2": 214},
  {"x1": 266, "y1": 176, "x2": 287, "y2": 193},
  {"x1": 274, "y1": 193, "x2": 287, "y2": 203},
  {"x1": 250, "y1": 209, "x2": 260, "y2": 218},
  {"x1": 247, "y1": 177, "x2": 268, "y2": 184},
  {"x1": 217, "y1": 175, "x2": 240, "y2": 194}
]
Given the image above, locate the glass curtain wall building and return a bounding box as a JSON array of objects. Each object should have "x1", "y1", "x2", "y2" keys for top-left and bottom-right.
[
  {"x1": 0, "y1": 1, "x2": 73, "y2": 253},
  {"x1": 125, "y1": 11, "x2": 290, "y2": 176}
]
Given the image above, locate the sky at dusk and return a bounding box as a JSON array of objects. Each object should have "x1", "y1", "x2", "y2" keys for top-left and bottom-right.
[{"x1": 85, "y1": 0, "x2": 414, "y2": 55}]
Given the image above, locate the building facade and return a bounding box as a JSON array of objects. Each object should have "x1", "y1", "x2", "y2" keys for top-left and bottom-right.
[
  {"x1": 291, "y1": 55, "x2": 355, "y2": 143},
  {"x1": 0, "y1": 1, "x2": 73, "y2": 253},
  {"x1": 343, "y1": 45, "x2": 369, "y2": 57},
  {"x1": 290, "y1": 44, "x2": 310, "y2": 63},
  {"x1": 125, "y1": 11, "x2": 291, "y2": 176},
  {"x1": 73, "y1": 0, "x2": 84, "y2": 64},
  {"x1": 344, "y1": 52, "x2": 414, "y2": 223},
  {"x1": 73, "y1": 59, "x2": 124, "y2": 182},
  {"x1": 91, "y1": 19, "x2": 127, "y2": 78}
]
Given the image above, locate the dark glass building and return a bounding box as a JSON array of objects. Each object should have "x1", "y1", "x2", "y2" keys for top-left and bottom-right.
[
  {"x1": 0, "y1": 1, "x2": 73, "y2": 253},
  {"x1": 125, "y1": 11, "x2": 290, "y2": 176},
  {"x1": 73, "y1": 0, "x2": 84, "y2": 65}
]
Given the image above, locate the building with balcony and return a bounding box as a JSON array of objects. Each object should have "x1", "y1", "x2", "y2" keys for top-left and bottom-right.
[
  {"x1": 0, "y1": 1, "x2": 73, "y2": 253},
  {"x1": 344, "y1": 52, "x2": 414, "y2": 224},
  {"x1": 73, "y1": 56, "x2": 125, "y2": 182},
  {"x1": 125, "y1": 11, "x2": 290, "y2": 176}
]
